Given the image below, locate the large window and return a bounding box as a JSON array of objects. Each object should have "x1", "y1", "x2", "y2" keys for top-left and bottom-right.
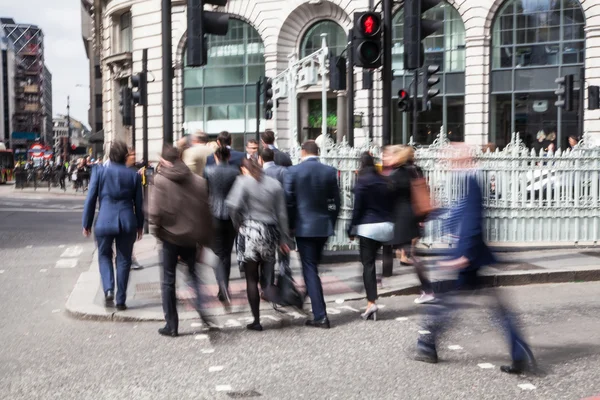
[
  {"x1": 300, "y1": 21, "x2": 346, "y2": 58},
  {"x1": 391, "y1": 2, "x2": 466, "y2": 145},
  {"x1": 119, "y1": 12, "x2": 132, "y2": 53},
  {"x1": 183, "y1": 19, "x2": 265, "y2": 148},
  {"x1": 490, "y1": 0, "x2": 585, "y2": 149}
]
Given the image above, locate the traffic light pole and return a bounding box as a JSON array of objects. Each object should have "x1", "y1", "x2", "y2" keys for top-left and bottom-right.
[
  {"x1": 347, "y1": 30, "x2": 354, "y2": 147},
  {"x1": 162, "y1": 0, "x2": 173, "y2": 145},
  {"x1": 367, "y1": 0, "x2": 374, "y2": 141},
  {"x1": 256, "y1": 78, "x2": 261, "y2": 143},
  {"x1": 382, "y1": 0, "x2": 393, "y2": 146},
  {"x1": 412, "y1": 68, "x2": 419, "y2": 140}
]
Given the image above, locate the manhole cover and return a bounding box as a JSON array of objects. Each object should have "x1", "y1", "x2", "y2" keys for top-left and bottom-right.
[{"x1": 227, "y1": 391, "x2": 261, "y2": 398}]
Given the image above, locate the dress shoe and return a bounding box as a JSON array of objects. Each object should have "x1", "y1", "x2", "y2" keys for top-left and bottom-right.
[
  {"x1": 305, "y1": 317, "x2": 330, "y2": 329},
  {"x1": 414, "y1": 341, "x2": 438, "y2": 364},
  {"x1": 104, "y1": 290, "x2": 114, "y2": 306},
  {"x1": 115, "y1": 304, "x2": 127, "y2": 311},
  {"x1": 246, "y1": 321, "x2": 263, "y2": 331},
  {"x1": 158, "y1": 326, "x2": 178, "y2": 337}
]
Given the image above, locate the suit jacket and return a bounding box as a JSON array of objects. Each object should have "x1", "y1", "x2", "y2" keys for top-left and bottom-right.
[
  {"x1": 182, "y1": 144, "x2": 214, "y2": 177},
  {"x1": 452, "y1": 173, "x2": 495, "y2": 270},
  {"x1": 273, "y1": 148, "x2": 292, "y2": 167},
  {"x1": 284, "y1": 157, "x2": 340, "y2": 237},
  {"x1": 348, "y1": 168, "x2": 393, "y2": 234},
  {"x1": 82, "y1": 163, "x2": 144, "y2": 236},
  {"x1": 263, "y1": 162, "x2": 287, "y2": 186},
  {"x1": 206, "y1": 148, "x2": 244, "y2": 168}
]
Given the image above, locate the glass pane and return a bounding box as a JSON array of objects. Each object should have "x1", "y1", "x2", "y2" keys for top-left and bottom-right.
[
  {"x1": 491, "y1": 70, "x2": 512, "y2": 93},
  {"x1": 514, "y1": 92, "x2": 558, "y2": 152},
  {"x1": 514, "y1": 67, "x2": 560, "y2": 91},
  {"x1": 184, "y1": 106, "x2": 204, "y2": 122},
  {"x1": 490, "y1": 93, "x2": 512, "y2": 148},
  {"x1": 446, "y1": 96, "x2": 464, "y2": 142},
  {"x1": 204, "y1": 86, "x2": 245, "y2": 105},
  {"x1": 560, "y1": 89, "x2": 581, "y2": 148},
  {"x1": 203, "y1": 66, "x2": 244, "y2": 86},
  {"x1": 247, "y1": 65, "x2": 265, "y2": 83},
  {"x1": 228, "y1": 104, "x2": 245, "y2": 120},
  {"x1": 408, "y1": 97, "x2": 443, "y2": 146},
  {"x1": 300, "y1": 21, "x2": 346, "y2": 58},
  {"x1": 444, "y1": 73, "x2": 465, "y2": 95},
  {"x1": 207, "y1": 105, "x2": 228, "y2": 121},
  {"x1": 183, "y1": 68, "x2": 203, "y2": 88},
  {"x1": 562, "y1": 41, "x2": 585, "y2": 64},
  {"x1": 183, "y1": 89, "x2": 203, "y2": 106},
  {"x1": 515, "y1": 45, "x2": 559, "y2": 67}
]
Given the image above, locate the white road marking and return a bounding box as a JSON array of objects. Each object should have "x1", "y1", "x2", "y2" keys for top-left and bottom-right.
[
  {"x1": 286, "y1": 311, "x2": 305, "y2": 320},
  {"x1": 0, "y1": 270, "x2": 4, "y2": 274},
  {"x1": 448, "y1": 345, "x2": 463, "y2": 350},
  {"x1": 40, "y1": 269, "x2": 48, "y2": 273},
  {"x1": 260, "y1": 315, "x2": 281, "y2": 322},
  {"x1": 51, "y1": 309, "x2": 61, "y2": 313},
  {"x1": 26, "y1": 245, "x2": 33, "y2": 249},
  {"x1": 518, "y1": 383, "x2": 536, "y2": 391},
  {"x1": 194, "y1": 334, "x2": 209, "y2": 340},
  {"x1": 209, "y1": 366, "x2": 224, "y2": 372},
  {"x1": 224, "y1": 319, "x2": 242, "y2": 328},
  {"x1": 58, "y1": 245, "x2": 65, "y2": 248},
  {"x1": 395, "y1": 317, "x2": 408, "y2": 321},
  {"x1": 61, "y1": 246, "x2": 83, "y2": 258},
  {"x1": 335, "y1": 299, "x2": 344, "y2": 304},
  {"x1": 418, "y1": 330, "x2": 431, "y2": 335},
  {"x1": 216, "y1": 385, "x2": 232, "y2": 392},
  {"x1": 55, "y1": 259, "x2": 78, "y2": 269},
  {"x1": 201, "y1": 349, "x2": 215, "y2": 354},
  {"x1": 478, "y1": 363, "x2": 495, "y2": 369},
  {"x1": 190, "y1": 322, "x2": 204, "y2": 328},
  {"x1": 327, "y1": 308, "x2": 341, "y2": 314}
]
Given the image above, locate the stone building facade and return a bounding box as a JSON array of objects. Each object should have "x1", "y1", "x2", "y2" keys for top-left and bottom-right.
[{"x1": 93, "y1": 0, "x2": 600, "y2": 160}]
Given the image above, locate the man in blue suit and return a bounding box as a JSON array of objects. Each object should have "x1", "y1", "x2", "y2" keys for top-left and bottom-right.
[
  {"x1": 414, "y1": 144, "x2": 535, "y2": 374},
  {"x1": 82, "y1": 141, "x2": 144, "y2": 310},
  {"x1": 284, "y1": 140, "x2": 340, "y2": 329},
  {"x1": 206, "y1": 131, "x2": 244, "y2": 168}
]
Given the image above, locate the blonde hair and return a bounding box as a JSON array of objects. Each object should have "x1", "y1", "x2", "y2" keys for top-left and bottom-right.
[{"x1": 386, "y1": 145, "x2": 414, "y2": 167}]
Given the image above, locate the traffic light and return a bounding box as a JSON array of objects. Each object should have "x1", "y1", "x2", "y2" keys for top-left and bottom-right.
[
  {"x1": 422, "y1": 65, "x2": 440, "y2": 111},
  {"x1": 131, "y1": 72, "x2": 147, "y2": 106},
  {"x1": 403, "y1": 0, "x2": 443, "y2": 70},
  {"x1": 187, "y1": 0, "x2": 230, "y2": 67},
  {"x1": 120, "y1": 86, "x2": 132, "y2": 126},
  {"x1": 555, "y1": 74, "x2": 574, "y2": 111},
  {"x1": 352, "y1": 12, "x2": 382, "y2": 68},
  {"x1": 589, "y1": 86, "x2": 600, "y2": 110},
  {"x1": 263, "y1": 77, "x2": 273, "y2": 120},
  {"x1": 329, "y1": 56, "x2": 347, "y2": 91},
  {"x1": 397, "y1": 89, "x2": 411, "y2": 112}
]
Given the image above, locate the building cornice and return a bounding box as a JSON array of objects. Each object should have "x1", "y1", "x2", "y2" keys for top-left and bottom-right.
[{"x1": 103, "y1": 52, "x2": 133, "y2": 79}]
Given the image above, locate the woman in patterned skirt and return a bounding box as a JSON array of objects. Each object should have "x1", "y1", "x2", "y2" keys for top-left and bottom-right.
[{"x1": 226, "y1": 157, "x2": 291, "y2": 331}]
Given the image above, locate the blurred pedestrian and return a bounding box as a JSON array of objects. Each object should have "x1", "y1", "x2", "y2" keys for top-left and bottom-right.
[
  {"x1": 414, "y1": 143, "x2": 536, "y2": 374},
  {"x1": 347, "y1": 152, "x2": 394, "y2": 321},
  {"x1": 149, "y1": 145, "x2": 213, "y2": 337},
  {"x1": 245, "y1": 139, "x2": 259, "y2": 160},
  {"x1": 384, "y1": 145, "x2": 434, "y2": 304},
  {"x1": 207, "y1": 131, "x2": 245, "y2": 167},
  {"x1": 261, "y1": 130, "x2": 292, "y2": 167},
  {"x1": 125, "y1": 147, "x2": 144, "y2": 270},
  {"x1": 82, "y1": 141, "x2": 144, "y2": 310},
  {"x1": 203, "y1": 145, "x2": 240, "y2": 305},
  {"x1": 226, "y1": 158, "x2": 290, "y2": 331},
  {"x1": 182, "y1": 130, "x2": 215, "y2": 177},
  {"x1": 284, "y1": 140, "x2": 340, "y2": 329}
]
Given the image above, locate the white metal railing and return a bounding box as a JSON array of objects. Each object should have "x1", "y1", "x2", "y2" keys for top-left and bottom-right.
[{"x1": 289, "y1": 129, "x2": 600, "y2": 250}]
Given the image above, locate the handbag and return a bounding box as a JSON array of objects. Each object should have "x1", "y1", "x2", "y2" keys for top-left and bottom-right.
[
  {"x1": 271, "y1": 257, "x2": 304, "y2": 310},
  {"x1": 410, "y1": 175, "x2": 434, "y2": 218}
]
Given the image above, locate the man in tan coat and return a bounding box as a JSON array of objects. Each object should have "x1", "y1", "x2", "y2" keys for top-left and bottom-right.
[
  {"x1": 181, "y1": 130, "x2": 214, "y2": 177},
  {"x1": 149, "y1": 144, "x2": 213, "y2": 337}
]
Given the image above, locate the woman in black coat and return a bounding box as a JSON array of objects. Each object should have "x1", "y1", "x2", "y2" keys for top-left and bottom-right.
[
  {"x1": 383, "y1": 145, "x2": 434, "y2": 304},
  {"x1": 348, "y1": 152, "x2": 394, "y2": 321}
]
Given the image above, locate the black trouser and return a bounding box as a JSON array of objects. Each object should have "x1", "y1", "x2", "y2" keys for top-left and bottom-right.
[
  {"x1": 359, "y1": 237, "x2": 382, "y2": 302},
  {"x1": 161, "y1": 240, "x2": 202, "y2": 333},
  {"x1": 212, "y1": 218, "x2": 236, "y2": 292}
]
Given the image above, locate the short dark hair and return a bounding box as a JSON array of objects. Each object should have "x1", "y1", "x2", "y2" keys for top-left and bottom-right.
[
  {"x1": 161, "y1": 144, "x2": 180, "y2": 163},
  {"x1": 217, "y1": 131, "x2": 232, "y2": 147},
  {"x1": 261, "y1": 147, "x2": 275, "y2": 163},
  {"x1": 247, "y1": 139, "x2": 258, "y2": 146},
  {"x1": 214, "y1": 145, "x2": 231, "y2": 161},
  {"x1": 261, "y1": 130, "x2": 275, "y2": 145},
  {"x1": 301, "y1": 140, "x2": 319, "y2": 156},
  {"x1": 109, "y1": 140, "x2": 129, "y2": 164}
]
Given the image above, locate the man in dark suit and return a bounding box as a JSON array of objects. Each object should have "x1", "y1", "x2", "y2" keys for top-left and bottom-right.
[
  {"x1": 414, "y1": 144, "x2": 535, "y2": 374},
  {"x1": 261, "y1": 130, "x2": 292, "y2": 167},
  {"x1": 260, "y1": 147, "x2": 286, "y2": 185},
  {"x1": 206, "y1": 131, "x2": 245, "y2": 167},
  {"x1": 284, "y1": 140, "x2": 340, "y2": 328}
]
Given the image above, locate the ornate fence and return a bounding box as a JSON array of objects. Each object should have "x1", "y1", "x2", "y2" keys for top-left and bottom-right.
[{"x1": 290, "y1": 129, "x2": 600, "y2": 250}]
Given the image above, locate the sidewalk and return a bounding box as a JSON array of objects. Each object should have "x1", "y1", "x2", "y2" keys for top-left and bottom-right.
[{"x1": 66, "y1": 235, "x2": 600, "y2": 322}]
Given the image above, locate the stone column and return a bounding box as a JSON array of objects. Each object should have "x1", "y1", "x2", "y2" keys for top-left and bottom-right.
[
  {"x1": 584, "y1": 19, "x2": 600, "y2": 146},
  {"x1": 336, "y1": 92, "x2": 347, "y2": 143},
  {"x1": 463, "y1": 35, "x2": 489, "y2": 147}
]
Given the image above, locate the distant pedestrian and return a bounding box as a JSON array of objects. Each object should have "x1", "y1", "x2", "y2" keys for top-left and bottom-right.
[
  {"x1": 261, "y1": 130, "x2": 292, "y2": 167},
  {"x1": 284, "y1": 140, "x2": 340, "y2": 329},
  {"x1": 206, "y1": 131, "x2": 245, "y2": 168},
  {"x1": 245, "y1": 139, "x2": 259, "y2": 160},
  {"x1": 82, "y1": 140, "x2": 144, "y2": 311},
  {"x1": 149, "y1": 145, "x2": 213, "y2": 337},
  {"x1": 347, "y1": 152, "x2": 394, "y2": 321},
  {"x1": 226, "y1": 158, "x2": 291, "y2": 331}
]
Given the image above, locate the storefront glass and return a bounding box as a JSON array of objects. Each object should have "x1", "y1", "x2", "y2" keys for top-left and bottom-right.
[{"x1": 300, "y1": 21, "x2": 346, "y2": 58}]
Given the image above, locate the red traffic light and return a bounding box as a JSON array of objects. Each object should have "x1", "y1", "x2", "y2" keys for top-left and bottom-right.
[
  {"x1": 71, "y1": 144, "x2": 77, "y2": 150},
  {"x1": 359, "y1": 13, "x2": 380, "y2": 37},
  {"x1": 398, "y1": 89, "x2": 409, "y2": 100}
]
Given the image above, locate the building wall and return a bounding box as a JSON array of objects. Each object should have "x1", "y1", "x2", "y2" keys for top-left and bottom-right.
[
  {"x1": 43, "y1": 64, "x2": 52, "y2": 147},
  {"x1": 99, "y1": 0, "x2": 600, "y2": 161},
  {"x1": 0, "y1": 40, "x2": 15, "y2": 144}
]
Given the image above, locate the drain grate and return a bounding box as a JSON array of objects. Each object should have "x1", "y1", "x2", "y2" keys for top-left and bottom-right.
[{"x1": 227, "y1": 391, "x2": 262, "y2": 398}]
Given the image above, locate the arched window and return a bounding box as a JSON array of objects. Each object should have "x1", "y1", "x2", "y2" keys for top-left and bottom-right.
[
  {"x1": 300, "y1": 20, "x2": 346, "y2": 58},
  {"x1": 183, "y1": 19, "x2": 265, "y2": 148},
  {"x1": 490, "y1": 0, "x2": 585, "y2": 149},
  {"x1": 391, "y1": 2, "x2": 466, "y2": 145}
]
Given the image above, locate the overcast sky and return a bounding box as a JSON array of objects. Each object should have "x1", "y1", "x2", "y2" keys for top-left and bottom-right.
[{"x1": 3, "y1": 0, "x2": 90, "y2": 127}]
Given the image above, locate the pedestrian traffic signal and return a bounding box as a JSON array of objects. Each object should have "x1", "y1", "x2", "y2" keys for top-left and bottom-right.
[
  {"x1": 263, "y1": 77, "x2": 273, "y2": 120},
  {"x1": 131, "y1": 72, "x2": 147, "y2": 106},
  {"x1": 422, "y1": 65, "x2": 440, "y2": 111},
  {"x1": 352, "y1": 12, "x2": 382, "y2": 69},
  {"x1": 329, "y1": 56, "x2": 347, "y2": 91},
  {"x1": 589, "y1": 86, "x2": 600, "y2": 110},
  {"x1": 119, "y1": 86, "x2": 132, "y2": 126},
  {"x1": 403, "y1": 0, "x2": 443, "y2": 71},
  {"x1": 555, "y1": 74, "x2": 574, "y2": 111},
  {"x1": 397, "y1": 89, "x2": 411, "y2": 112},
  {"x1": 187, "y1": 0, "x2": 230, "y2": 67}
]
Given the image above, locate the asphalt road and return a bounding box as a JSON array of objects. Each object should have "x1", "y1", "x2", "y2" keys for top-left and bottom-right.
[{"x1": 0, "y1": 188, "x2": 599, "y2": 399}]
